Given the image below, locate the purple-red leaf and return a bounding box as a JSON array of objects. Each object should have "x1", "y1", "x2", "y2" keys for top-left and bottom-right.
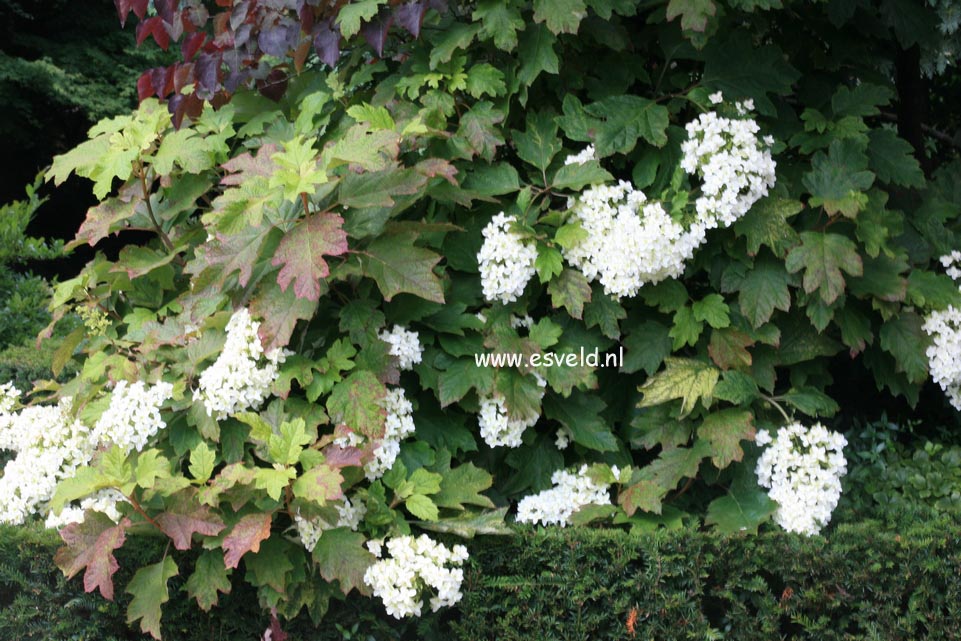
[
  {"x1": 156, "y1": 489, "x2": 226, "y2": 551},
  {"x1": 394, "y1": 1, "x2": 427, "y2": 37},
  {"x1": 115, "y1": 0, "x2": 149, "y2": 27},
  {"x1": 361, "y1": 12, "x2": 393, "y2": 57},
  {"x1": 223, "y1": 513, "x2": 272, "y2": 570},
  {"x1": 312, "y1": 19, "x2": 341, "y2": 67},
  {"x1": 55, "y1": 514, "x2": 131, "y2": 600},
  {"x1": 271, "y1": 212, "x2": 349, "y2": 302},
  {"x1": 136, "y1": 17, "x2": 171, "y2": 50}
]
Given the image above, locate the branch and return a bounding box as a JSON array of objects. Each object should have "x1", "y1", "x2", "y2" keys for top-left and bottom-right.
[{"x1": 137, "y1": 163, "x2": 176, "y2": 252}]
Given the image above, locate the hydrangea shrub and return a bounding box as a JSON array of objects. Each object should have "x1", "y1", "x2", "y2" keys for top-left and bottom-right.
[{"x1": 0, "y1": 0, "x2": 959, "y2": 637}]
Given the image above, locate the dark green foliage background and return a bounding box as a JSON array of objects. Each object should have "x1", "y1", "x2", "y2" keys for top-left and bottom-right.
[{"x1": 3, "y1": 515, "x2": 960, "y2": 641}]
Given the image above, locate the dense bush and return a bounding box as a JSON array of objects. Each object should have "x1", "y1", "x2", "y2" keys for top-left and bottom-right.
[
  {"x1": 3, "y1": 519, "x2": 961, "y2": 641},
  {"x1": 0, "y1": 0, "x2": 959, "y2": 637}
]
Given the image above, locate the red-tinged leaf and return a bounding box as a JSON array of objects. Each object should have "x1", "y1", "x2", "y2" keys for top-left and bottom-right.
[
  {"x1": 172, "y1": 61, "x2": 195, "y2": 94},
  {"x1": 115, "y1": 0, "x2": 149, "y2": 26},
  {"x1": 150, "y1": 67, "x2": 173, "y2": 99},
  {"x1": 698, "y1": 409, "x2": 756, "y2": 469},
  {"x1": 221, "y1": 143, "x2": 279, "y2": 185},
  {"x1": 313, "y1": 19, "x2": 341, "y2": 67},
  {"x1": 326, "y1": 371, "x2": 387, "y2": 440},
  {"x1": 324, "y1": 444, "x2": 364, "y2": 469},
  {"x1": 312, "y1": 528, "x2": 375, "y2": 595},
  {"x1": 361, "y1": 232, "x2": 445, "y2": 303},
  {"x1": 249, "y1": 278, "x2": 319, "y2": 351},
  {"x1": 156, "y1": 489, "x2": 226, "y2": 551},
  {"x1": 192, "y1": 224, "x2": 279, "y2": 288},
  {"x1": 394, "y1": 1, "x2": 428, "y2": 37},
  {"x1": 55, "y1": 514, "x2": 131, "y2": 600},
  {"x1": 223, "y1": 513, "x2": 273, "y2": 570},
  {"x1": 182, "y1": 32, "x2": 206, "y2": 60},
  {"x1": 271, "y1": 212, "x2": 349, "y2": 302},
  {"x1": 265, "y1": 611, "x2": 289, "y2": 641},
  {"x1": 137, "y1": 70, "x2": 155, "y2": 101},
  {"x1": 137, "y1": 16, "x2": 171, "y2": 50},
  {"x1": 70, "y1": 198, "x2": 137, "y2": 249},
  {"x1": 361, "y1": 11, "x2": 393, "y2": 57},
  {"x1": 197, "y1": 463, "x2": 256, "y2": 508},
  {"x1": 416, "y1": 157, "x2": 458, "y2": 184},
  {"x1": 293, "y1": 464, "x2": 344, "y2": 506},
  {"x1": 708, "y1": 328, "x2": 754, "y2": 371},
  {"x1": 618, "y1": 480, "x2": 665, "y2": 515}
]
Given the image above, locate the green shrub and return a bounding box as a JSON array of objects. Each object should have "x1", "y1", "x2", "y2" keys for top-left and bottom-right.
[{"x1": 3, "y1": 521, "x2": 961, "y2": 641}]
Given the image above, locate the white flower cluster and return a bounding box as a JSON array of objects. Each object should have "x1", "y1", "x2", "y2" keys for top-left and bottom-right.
[
  {"x1": 293, "y1": 497, "x2": 367, "y2": 552},
  {"x1": 554, "y1": 426, "x2": 572, "y2": 450},
  {"x1": 477, "y1": 375, "x2": 546, "y2": 448},
  {"x1": 334, "y1": 387, "x2": 416, "y2": 480},
  {"x1": 755, "y1": 422, "x2": 848, "y2": 536},
  {"x1": 563, "y1": 181, "x2": 704, "y2": 298},
  {"x1": 91, "y1": 380, "x2": 174, "y2": 453},
  {"x1": 515, "y1": 464, "x2": 612, "y2": 526},
  {"x1": 564, "y1": 144, "x2": 596, "y2": 166},
  {"x1": 195, "y1": 308, "x2": 286, "y2": 420},
  {"x1": 922, "y1": 253, "x2": 961, "y2": 410},
  {"x1": 363, "y1": 534, "x2": 469, "y2": 618},
  {"x1": 45, "y1": 489, "x2": 126, "y2": 529},
  {"x1": 0, "y1": 396, "x2": 95, "y2": 525},
  {"x1": 477, "y1": 213, "x2": 538, "y2": 304},
  {"x1": 379, "y1": 325, "x2": 423, "y2": 370},
  {"x1": 681, "y1": 93, "x2": 777, "y2": 228}
]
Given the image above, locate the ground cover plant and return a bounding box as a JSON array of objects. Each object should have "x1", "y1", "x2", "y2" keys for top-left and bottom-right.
[{"x1": 0, "y1": 0, "x2": 959, "y2": 638}]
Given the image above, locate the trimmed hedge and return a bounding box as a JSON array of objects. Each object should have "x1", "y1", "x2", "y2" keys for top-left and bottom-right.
[{"x1": 3, "y1": 516, "x2": 960, "y2": 641}]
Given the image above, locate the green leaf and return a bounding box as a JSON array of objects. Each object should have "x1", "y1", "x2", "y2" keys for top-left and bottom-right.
[
  {"x1": 706, "y1": 465, "x2": 777, "y2": 534},
  {"x1": 189, "y1": 442, "x2": 217, "y2": 483},
  {"x1": 405, "y1": 494, "x2": 440, "y2": 521},
  {"x1": 879, "y1": 311, "x2": 930, "y2": 384},
  {"x1": 584, "y1": 290, "x2": 626, "y2": 339},
  {"x1": 185, "y1": 551, "x2": 231, "y2": 612},
  {"x1": 245, "y1": 537, "x2": 294, "y2": 594},
  {"x1": 702, "y1": 38, "x2": 800, "y2": 115},
  {"x1": 739, "y1": 255, "x2": 792, "y2": 327},
  {"x1": 517, "y1": 24, "x2": 559, "y2": 87},
  {"x1": 429, "y1": 22, "x2": 481, "y2": 68},
  {"x1": 433, "y1": 463, "x2": 495, "y2": 510},
  {"x1": 438, "y1": 358, "x2": 495, "y2": 407},
  {"x1": 254, "y1": 467, "x2": 296, "y2": 501},
  {"x1": 362, "y1": 232, "x2": 445, "y2": 303},
  {"x1": 802, "y1": 139, "x2": 875, "y2": 217},
  {"x1": 551, "y1": 160, "x2": 615, "y2": 191},
  {"x1": 513, "y1": 111, "x2": 561, "y2": 172},
  {"x1": 907, "y1": 271, "x2": 961, "y2": 309},
  {"x1": 414, "y1": 507, "x2": 513, "y2": 538},
  {"x1": 779, "y1": 388, "x2": 840, "y2": 417},
  {"x1": 692, "y1": 294, "x2": 731, "y2": 329},
  {"x1": 294, "y1": 464, "x2": 344, "y2": 506},
  {"x1": 557, "y1": 95, "x2": 669, "y2": 155},
  {"x1": 346, "y1": 103, "x2": 395, "y2": 130},
  {"x1": 268, "y1": 419, "x2": 313, "y2": 466},
  {"x1": 867, "y1": 128, "x2": 925, "y2": 188},
  {"x1": 622, "y1": 320, "x2": 672, "y2": 375},
  {"x1": 327, "y1": 371, "x2": 387, "y2": 439},
  {"x1": 733, "y1": 197, "x2": 802, "y2": 257},
  {"x1": 831, "y1": 83, "x2": 893, "y2": 118},
  {"x1": 336, "y1": 0, "x2": 385, "y2": 38},
  {"x1": 54, "y1": 513, "x2": 130, "y2": 600},
  {"x1": 533, "y1": 0, "x2": 587, "y2": 34},
  {"x1": 126, "y1": 557, "x2": 178, "y2": 640},
  {"x1": 449, "y1": 101, "x2": 505, "y2": 162},
  {"x1": 666, "y1": 0, "x2": 716, "y2": 32},
  {"x1": 714, "y1": 370, "x2": 760, "y2": 404},
  {"x1": 465, "y1": 63, "x2": 507, "y2": 98},
  {"x1": 785, "y1": 232, "x2": 863, "y2": 304},
  {"x1": 535, "y1": 245, "x2": 564, "y2": 284},
  {"x1": 697, "y1": 409, "x2": 755, "y2": 469},
  {"x1": 50, "y1": 467, "x2": 113, "y2": 514},
  {"x1": 638, "y1": 357, "x2": 719, "y2": 418},
  {"x1": 312, "y1": 528, "x2": 375, "y2": 596},
  {"x1": 271, "y1": 213, "x2": 348, "y2": 302},
  {"x1": 548, "y1": 268, "x2": 592, "y2": 319},
  {"x1": 543, "y1": 391, "x2": 618, "y2": 452},
  {"x1": 473, "y1": 0, "x2": 526, "y2": 50},
  {"x1": 669, "y1": 305, "x2": 704, "y2": 349}
]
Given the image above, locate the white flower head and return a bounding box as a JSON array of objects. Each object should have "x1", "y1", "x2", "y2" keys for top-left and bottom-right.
[
  {"x1": 564, "y1": 144, "x2": 596, "y2": 166},
  {"x1": 363, "y1": 534, "x2": 468, "y2": 618},
  {"x1": 91, "y1": 380, "x2": 174, "y2": 453},
  {"x1": 379, "y1": 324, "x2": 423, "y2": 371},
  {"x1": 755, "y1": 422, "x2": 847, "y2": 536},
  {"x1": 477, "y1": 375, "x2": 546, "y2": 448},
  {"x1": 478, "y1": 213, "x2": 537, "y2": 304},
  {"x1": 195, "y1": 308, "x2": 286, "y2": 420},
  {"x1": 516, "y1": 464, "x2": 612, "y2": 526}
]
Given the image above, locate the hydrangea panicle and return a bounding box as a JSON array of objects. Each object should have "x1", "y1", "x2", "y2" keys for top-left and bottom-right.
[
  {"x1": 195, "y1": 308, "x2": 286, "y2": 419},
  {"x1": 91, "y1": 379, "x2": 174, "y2": 453},
  {"x1": 477, "y1": 213, "x2": 538, "y2": 304},
  {"x1": 515, "y1": 464, "x2": 612, "y2": 526},
  {"x1": 363, "y1": 534, "x2": 468, "y2": 618},
  {"x1": 755, "y1": 422, "x2": 847, "y2": 536},
  {"x1": 379, "y1": 324, "x2": 423, "y2": 371},
  {"x1": 477, "y1": 375, "x2": 546, "y2": 448}
]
